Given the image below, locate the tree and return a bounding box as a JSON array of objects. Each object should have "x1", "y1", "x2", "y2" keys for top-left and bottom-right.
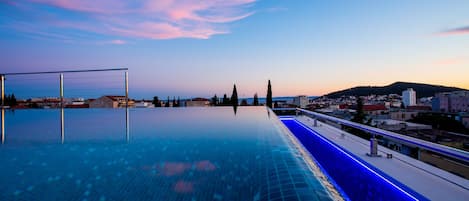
[
  {"x1": 152, "y1": 96, "x2": 161, "y2": 107},
  {"x1": 351, "y1": 97, "x2": 366, "y2": 124},
  {"x1": 4, "y1": 94, "x2": 9, "y2": 106},
  {"x1": 231, "y1": 84, "x2": 238, "y2": 107},
  {"x1": 266, "y1": 80, "x2": 272, "y2": 108},
  {"x1": 11, "y1": 94, "x2": 16, "y2": 106},
  {"x1": 211, "y1": 94, "x2": 218, "y2": 106},
  {"x1": 3, "y1": 94, "x2": 17, "y2": 107},
  {"x1": 222, "y1": 94, "x2": 230, "y2": 106},
  {"x1": 165, "y1": 96, "x2": 170, "y2": 107},
  {"x1": 176, "y1": 97, "x2": 181, "y2": 107},
  {"x1": 253, "y1": 93, "x2": 259, "y2": 106},
  {"x1": 172, "y1": 96, "x2": 177, "y2": 107}
]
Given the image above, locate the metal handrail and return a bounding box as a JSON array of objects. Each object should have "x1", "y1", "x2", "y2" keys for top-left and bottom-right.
[
  {"x1": 296, "y1": 108, "x2": 469, "y2": 163},
  {"x1": 1, "y1": 68, "x2": 128, "y2": 76}
]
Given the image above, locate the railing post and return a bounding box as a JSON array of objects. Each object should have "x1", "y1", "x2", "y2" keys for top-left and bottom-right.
[
  {"x1": 60, "y1": 73, "x2": 64, "y2": 144},
  {"x1": 124, "y1": 71, "x2": 129, "y2": 143},
  {"x1": 1, "y1": 74, "x2": 4, "y2": 107},
  {"x1": 125, "y1": 71, "x2": 128, "y2": 108},
  {"x1": 60, "y1": 73, "x2": 64, "y2": 107}
]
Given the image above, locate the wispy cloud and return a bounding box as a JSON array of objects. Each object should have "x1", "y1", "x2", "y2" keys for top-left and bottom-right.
[
  {"x1": 438, "y1": 26, "x2": 469, "y2": 36},
  {"x1": 2, "y1": 0, "x2": 256, "y2": 41}
]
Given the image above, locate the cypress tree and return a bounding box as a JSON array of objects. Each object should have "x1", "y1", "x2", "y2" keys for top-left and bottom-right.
[
  {"x1": 4, "y1": 94, "x2": 10, "y2": 106},
  {"x1": 211, "y1": 94, "x2": 218, "y2": 106},
  {"x1": 231, "y1": 84, "x2": 238, "y2": 106},
  {"x1": 165, "y1": 96, "x2": 170, "y2": 107},
  {"x1": 152, "y1": 96, "x2": 161, "y2": 107},
  {"x1": 266, "y1": 80, "x2": 273, "y2": 108},
  {"x1": 177, "y1": 97, "x2": 181, "y2": 107},
  {"x1": 352, "y1": 97, "x2": 366, "y2": 123},
  {"x1": 222, "y1": 94, "x2": 230, "y2": 105},
  {"x1": 172, "y1": 96, "x2": 176, "y2": 107},
  {"x1": 253, "y1": 93, "x2": 259, "y2": 106}
]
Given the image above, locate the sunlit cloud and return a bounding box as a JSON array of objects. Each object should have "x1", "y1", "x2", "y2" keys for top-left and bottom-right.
[
  {"x1": 438, "y1": 25, "x2": 469, "y2": 36},
  {"x1": 2, "y1": 0, "x2": 256, "y2": 41}
]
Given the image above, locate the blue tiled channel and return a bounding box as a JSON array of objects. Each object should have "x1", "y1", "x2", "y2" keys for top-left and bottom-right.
[
  {"x1": 280, "y1": 118, "x2": 429, "y2": 201},
  {"x1": 0, "y1": 107, "x2": 336, "y2": 201}
]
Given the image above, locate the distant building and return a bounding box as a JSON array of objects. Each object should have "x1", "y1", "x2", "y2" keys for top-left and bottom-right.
[
  {"x1": 33, "y1": 98, "x2": 61, "y2": 108},
  {"x1": 402, "y1": 88, "x2": 416, "y2": 107},
  {"x1": 362, "y1": 104, "x2": 388, "y2": 115},
  {"x1": 65, "y1": 104, "x2": 89, "y2": 108},
  {"x1": 406, "y1": 105, "x2": 432, "y2": 111},
  {"x1": 89, "y1": 96, "x2": 133, "y2": 108},
  {"x1": 390, "y1": 111, "x2": 419, "y2": 121},
  {"x1": 185, "y1": 98, "x2": 210, "y2": 107},
  {"x1": 135, "y1": 101, "x2": 154, "y2": 108},
  {"x1": 293, "y1": 95, "x2": 309, "y2": 108},
  {"x1": 433, "y1": 91, "x2": 469, "y2": 113}
]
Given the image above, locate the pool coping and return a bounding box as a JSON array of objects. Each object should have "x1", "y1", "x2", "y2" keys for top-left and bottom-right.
[{"x1": 270, "y1": 111, "x2": 346, "y2": 201}]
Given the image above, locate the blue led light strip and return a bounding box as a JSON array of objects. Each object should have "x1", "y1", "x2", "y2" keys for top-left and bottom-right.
[{"x1": 280, "y1": 117, "x2": 422, "y2": 201}]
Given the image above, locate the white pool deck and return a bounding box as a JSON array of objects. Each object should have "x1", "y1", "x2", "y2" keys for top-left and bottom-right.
[{"x1": 293, "y1": 115, "x2": 469, "y2": 201}]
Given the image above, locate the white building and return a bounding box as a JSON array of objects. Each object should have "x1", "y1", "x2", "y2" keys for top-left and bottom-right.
[
  {"x1": 293, "y1": 95, "x2": 309, "y2": 108},
  {"x1": 135, "y1": 101, "x2": 154, "y2": 108},
  {"x1": 402, "y1": 88, "x2": 416, "y2": 107}
]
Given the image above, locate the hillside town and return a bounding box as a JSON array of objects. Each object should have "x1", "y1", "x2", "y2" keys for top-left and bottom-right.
[{"x1": 3, "y1": 89, "x2": 469, "y2": 132}]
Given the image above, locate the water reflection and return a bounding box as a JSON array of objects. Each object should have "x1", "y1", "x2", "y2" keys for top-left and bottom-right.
[
  {"x1": 232, "y1": 104, "x2": 238, "y2": 115},
  {"x1": 126, "y1": 107, "x2": 130, "y2": 143},
  {"x1": 1, "y1": 108, "x2": 4, "y2": 144},
  {"x1": 61, "y1": 107, "x2": 64, "y2": 144},
  {"x1": 1, "y1": 108, "x2": 130, "y2": 144}
]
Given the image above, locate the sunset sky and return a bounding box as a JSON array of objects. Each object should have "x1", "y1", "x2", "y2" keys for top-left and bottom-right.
[{"x1": 1, "y1": 0, "x2": 468, "y2": 99}]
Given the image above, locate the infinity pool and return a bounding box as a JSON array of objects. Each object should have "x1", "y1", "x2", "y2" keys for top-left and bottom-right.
[{"x1": 0, "y1": 107, "x2": 338, "y2": 201}]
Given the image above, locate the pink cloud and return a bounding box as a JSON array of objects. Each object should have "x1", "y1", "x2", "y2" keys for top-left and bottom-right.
[
  {"x1": 159, "y1": 162, "x2": 192, "y2": 176},
  {"x1": 195, "y1": 160, "x2": 217, "y2": 171},
  {"x1": 438, "y1": 26, "x2": 469, "y2": 36},
  {"x1": 10, "y1": 0, "x2": 256, "y2": 41},
  {"x1": 141, "y1": 160, "x2": 217, "y2": 176}
]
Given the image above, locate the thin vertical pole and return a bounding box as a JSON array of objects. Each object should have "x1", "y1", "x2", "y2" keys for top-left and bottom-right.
[
  {"x1": 125, "y1": 71, "x2": 129, "y2": 142},
  {"x1": 60, "y1": 73, "x2": 64, "y2": 144},
  {"x1": 1, "y1": 74, "x2": 4, "y2": 107},
  {"x1": 60, "y1": 73, "x2": 64, "y2": 107},
  {"x1": 125, "y1": 71, "x2": 128, "y2": 108}
]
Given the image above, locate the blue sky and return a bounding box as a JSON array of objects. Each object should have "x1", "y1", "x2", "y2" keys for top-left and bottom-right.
[{"x1": 1, "y1": 0, "x2": 468, "y2": 99}]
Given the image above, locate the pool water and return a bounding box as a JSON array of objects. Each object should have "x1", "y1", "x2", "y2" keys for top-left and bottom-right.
[{"x1": 0, "y1": 107, "x2": 336, "y2": 201}]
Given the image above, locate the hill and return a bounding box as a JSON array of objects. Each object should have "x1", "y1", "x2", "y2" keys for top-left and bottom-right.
[{"x1": 325, "y1": 82, "x2": 466, "y2": 98}]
